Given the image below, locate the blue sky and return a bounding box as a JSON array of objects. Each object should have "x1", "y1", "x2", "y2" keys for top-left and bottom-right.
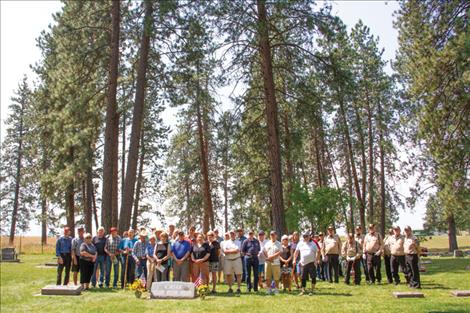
[{"x1": 0, "y1": 1, "x2": 425, "y2": 235}]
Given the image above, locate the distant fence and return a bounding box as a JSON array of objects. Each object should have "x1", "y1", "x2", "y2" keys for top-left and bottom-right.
[{"x1": 0, "y1": 236, "x2": 57, "y2": 255}]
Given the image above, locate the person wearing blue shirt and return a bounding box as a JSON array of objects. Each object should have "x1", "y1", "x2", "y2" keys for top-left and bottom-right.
[
  {"x1": 56, "y1": 226, "x2": 73, "y2": 285},
  {"x1": 120, "y1": 229, "x2": 137, "y2": 288},
  {"x1": 237, "y1": 228, "x2": 248, "y2": 283},
  {"x1": 241, "y1": 230, "x2": 261, "y2": 292},
  {"x1": 171, "y1": 231, "x2": 191, "y2": 282},
  {"x1": 91, "y1": 227, "x2": 108, "y2": 288},
  {"x1": 133, "y1": 230, "x2": 149, "y2": 280}
]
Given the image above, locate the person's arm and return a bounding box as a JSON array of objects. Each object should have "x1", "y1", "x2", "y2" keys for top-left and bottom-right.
[
  {"x1": 132, "y1": 242, "x2": 139, "y2": 263},
  {"x1": 337, "y1": 236, "x2": 342, "y2": 254},
  {"x1": 293, "y1": 249, "x2": 299, "y2": 266},
  {"x1": 162, "y1": 244, "x2": 171, "y2": 262},
  {"x1": 356, "y1": 242, "x2": 363, "y2": 259},
  {"x1": 241, "y1": 240, "x2": 247, "y2": 256},
  {"x1": 104, "y1": 239, "x2": 111, "y2": 256},
  {"x1": 56, "y1": 238, "x2": 62, "y2": 263}
]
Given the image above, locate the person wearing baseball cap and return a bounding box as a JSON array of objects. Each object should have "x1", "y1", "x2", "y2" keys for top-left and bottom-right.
[
  {"x1": 293, "y1": 232, "x2": 320, "y2": 295},
  {"x1": 171, "y1": 230, "x2": 191, "y2": 282},
  {"x1": 341, "y1": 233, "x2": 362, "y2": 285},
  {"x1": 383, "y1": 228, "x2": 395, "y2": 284},
  {"x1": 56, "y1": 226, "x2": 73, "y2": 285},
  {"x1": 257, "y1": 230, "x2": 268, "y2": 289},
  {"x1": 71, "y1": 226, "x2": 85, "y2": 285},
  {"x1": 133, "y1": 230, "x2": 149, "y2": 281},
  {"x1": 222, "y1": 230, "x2": 243, "y2": 294},
  {"x1": 105, "y1": 227, "x2": 121, "y2": 288},
  {"x1": 91, "y1": 227, "x2": 108, "y2": 288},
  {"x1": 263, "y1": 231, "x2": 282, "y2": 295},
  {"x1": 241, "y1": 230, "x2": 261, "y2": 292}
]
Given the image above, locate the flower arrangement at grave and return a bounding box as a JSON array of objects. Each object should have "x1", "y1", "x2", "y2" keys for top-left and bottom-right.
[
  {"x1": 196, "y1": 284, "x2": 209, "y2": 300},
  {"x1": 129, "y1": 278, "x2": 146, "y2": 298}
]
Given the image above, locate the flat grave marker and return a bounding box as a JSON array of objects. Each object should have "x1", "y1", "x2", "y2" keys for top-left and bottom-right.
[
  {"x1": 150, "y1": 281, "x2": 195, "y2": 299},
  {"x1": 393, "y1": 292, "x2": 424, "y2": 298},
  {"x1": 1, "y1": 248, "x2": 20, "y2": 262},
  {"x1": 41, "y1": 285, "x2": 82, "y2": 296},
  {"x1": 451, "y1": 290, "x2": 470, "y2": 297}
]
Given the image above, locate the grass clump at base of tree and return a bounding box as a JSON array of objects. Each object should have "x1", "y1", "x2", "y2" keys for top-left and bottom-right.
[{"x1": 1, "y1": 254, "x2": 469, "y2": 313}]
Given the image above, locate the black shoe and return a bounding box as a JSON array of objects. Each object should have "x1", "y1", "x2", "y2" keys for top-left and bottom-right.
[
  {"x1": 99, "y1": 284, "x2": 103, "y2": 288},
  {"x1": 236, "y1": 289, "x2": 241, "y2": 295},
  {"x1": 247, "y1": 289, "x2": 252, "y2": 293},
  {"x1": 394, "y1": 282, "x2": 400, "y2": 285},
  {"x1": 228, "y1": 288, "x2": 233, "y2": 294},
  {"x1": 211, "y1": 290, "x2": 217, "y2": 295}
]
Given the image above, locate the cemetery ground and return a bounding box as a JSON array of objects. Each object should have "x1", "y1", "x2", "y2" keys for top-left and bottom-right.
[{"x1": 0, "y1": 236, "x2": 469, "y2": 313}]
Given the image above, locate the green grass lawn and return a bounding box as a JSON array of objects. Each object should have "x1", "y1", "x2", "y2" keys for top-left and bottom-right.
[{"x1": 1, "y1": 254, "x2": 470, "y2": 313}]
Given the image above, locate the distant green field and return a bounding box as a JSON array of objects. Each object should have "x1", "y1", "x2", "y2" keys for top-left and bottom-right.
[{"x1": 1, "y1": 254, "x2": 470, "y2": 313}]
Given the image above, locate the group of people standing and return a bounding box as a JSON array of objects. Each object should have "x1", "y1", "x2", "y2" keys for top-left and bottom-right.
[{"x1": 55, "y1": 222, "x2": 421, "y2": 294}]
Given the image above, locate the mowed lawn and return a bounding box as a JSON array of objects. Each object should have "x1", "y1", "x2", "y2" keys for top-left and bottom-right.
[{"x1": 1, "y1": 254, "x2": 470, "y2": 313}]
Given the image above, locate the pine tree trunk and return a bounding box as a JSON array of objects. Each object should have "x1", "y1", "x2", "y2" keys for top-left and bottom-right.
[
  {"x1": 101, "y1": 0, "x2": 121, "y2": 231},
  {"x1": 84, "y1": 166, "x2": 93, "y2": 233},
  {"x1": 257, "y1": 0, "x2": 286, "y2": 235},
  {"x1": 354, "y1": 108, "x2": 368, "y2": 222},
  {"x1": 92, "y1": 182, "x2": 98, "y2": 234},
  {"x1": 9, "y1": 101, "x2": 24, "y2": 245},
  {"x1": 338, "y1": 94, "x2": 365, "y2": 229},
  {"x1": 283, "y1": 111, "x2": 294, "y2": 214},
  {"x1": 66, "y1": 178, "x2": 75, "y2": 237},
  {"x1": 223, "y1": 168, "x2": 229, "y2": 232},
  {"x1": 196, "y1": 79, "x2": 214, "y2": 234},
  {"x1": 121, "y1": 111, "x2": 126, "y2": 217},
  {"x1": 41, "y1": 195, "x2": 48, "y2": 245},
  {"x1": 132, "y1": 133, "x2": 145, "y2": 230},
  {"x1": 367, "y1": 103, "x2": 374, "y2": 225},
  {"x1": 377, "y1": 100, "x2": 386, "y2": 237},
  {"x1": 447, "y1": 213, "x2": 459, "y2": 252},
  {"x1": 119, "y1": 0, "x2": 153, "y2": 232}
]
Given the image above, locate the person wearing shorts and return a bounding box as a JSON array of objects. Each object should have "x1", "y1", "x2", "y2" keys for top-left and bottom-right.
[
  {"x1": 222, "y1": 231, "x2": 242, "y2": 294},
  {"x1": 71, "y1": 226, "x2": 85, "y2": 285},
  {"x1": 290, "y1": 231, "x2": 301, "y2": 289},
  {"x1": 207, "y1": 231, "x2": 221, "y2": 293},
  {"x1": 263, "y1": 231, "x2": 282, "y2": 295}
]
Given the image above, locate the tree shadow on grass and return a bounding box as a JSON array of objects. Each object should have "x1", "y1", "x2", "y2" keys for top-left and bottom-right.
[
  {"x1": 313, "y1": 291, "x2": 352, "y2": 297},
  {"x1": 85, "y1": 288, "x2": 120, "y2": 293},
  {"x1": 420, "y1": 283, "x2": 451, "y2": 290}
]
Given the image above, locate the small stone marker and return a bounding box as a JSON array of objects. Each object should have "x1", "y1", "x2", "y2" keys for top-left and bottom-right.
[
  {"x1": 393, "y1": 292, "x2": 424, "y2": 298},
  {"x1": 41, "y1": 285, "x2": 82, "y2": 296},
  {"x1": 1, "y1": 248, "x2": 20, "y2": 262},
  {"x1": 451, "y1": 290, "x2": 470, "y2": 297},
  {"x1": 150, "y1": 281, "x2": 195, "y2": 299},
  {"x1": 419, "y1": 265, "x2": 427, "y2": 272},
  {"x1": 454, "y1": 250, "x2": 464, "y2": 257}
]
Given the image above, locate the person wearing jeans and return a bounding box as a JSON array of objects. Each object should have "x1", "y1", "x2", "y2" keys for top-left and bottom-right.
[
  {"x1": 56, "y1": 227, "x2": 73, "y2": 285},
  {"x1": 355, "y1": 226, "x2": 370, "y2": 282},
  {"x1": 105, "y1": 227, "x2": 121, "y2": 288},
  {"x1": 322, "y1": 226, "x2": 342, "y2": 283},
  {"x1": 241, "y1": 230, "x2": 261, "y2": 292},
  {"x1": 120, "y1": 230, "x2": 137, "y2": 288},
  {"x1": 383, "y1": 228, "x2": 394, "y2": 284},
  {"x1": 91, "y1": 227, "x2": 108, "y2": 288},
  {"x1": 293, "y1": 233, "x2": 320, "y2": 296},
  {"x1": 154, "y1": 232, "x2": 171, "y2": 282},
  {"x1": 133, "y1": 230, "x2": 149, "y2": 280}
]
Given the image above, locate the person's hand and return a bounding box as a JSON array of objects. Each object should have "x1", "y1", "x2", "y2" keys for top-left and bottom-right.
[
  {"x1": 57, "y1": 257, "x2": 63, "y2": 265},
  {"x1": 72, "y1": 258, "x2": 77, "y2": 265},
  {"x1": 375, "y1": 251, "x2": 381, "y2": 257},
  {"x1": 362, "y1": 254, "x2": 367, "y2": 260}
]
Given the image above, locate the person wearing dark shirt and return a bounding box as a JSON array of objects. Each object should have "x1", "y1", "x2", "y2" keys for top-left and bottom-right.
[
  {"x1": 241, "y1": 230, "x2": 261, "y2": 292},
  {"x1": 280, "y1": 235, "x2": 293, "y2": 292},
  {"x1": 191, "y1": 234, "x2": 211, "y2": 284},
  {"x1": 237, "y1": 228, "x2": 248, "y2": 283},
  {"x1": 56, "y1": 226, "x2": 73, "y2": 285},
  {"x1": 154, "y1": 232, "x2": 171, "y2": 282},
  {"x1": 207, "y1": 231, "x2": 221, "y2": 293},
  {"x1": 91, "y1": 227, "x2": 107, "y2": 288},
  {"x1": 79, "y1": 233, "x2": 97, "y2": 290}
]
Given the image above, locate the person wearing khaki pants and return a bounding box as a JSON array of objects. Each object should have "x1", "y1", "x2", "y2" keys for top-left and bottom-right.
[
  {"x1": 191, "y1": 234, "x2": 211, "y2": 284},
  {"x1": 146, "y1": 235, "x2": 157, "y2": 289}
]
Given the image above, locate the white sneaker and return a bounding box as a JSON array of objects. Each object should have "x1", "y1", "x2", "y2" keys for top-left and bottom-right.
[
  {"x1": 266, "y1": 288, "x2": 272, "y2": 295},
  {"x1": 274, "y1": 289, "x2": 279, "y2": 295}
]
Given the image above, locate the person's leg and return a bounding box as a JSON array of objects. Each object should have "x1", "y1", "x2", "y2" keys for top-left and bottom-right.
[
  {"x1": 375, "y1": 255, "x2": 382, "y2": 283},
  {"x1": 253, "y1": 257, "x2": 259, "y2": 292},
  {"x1": 245, "y1": 257, "x2": 252, "y2": 291},
  {"x1": 391, "y1": 255, "x2": 399, "y2": 284},
  {"x1": 114, "y1": 258, "x2": 120, "y2": 288},
  {"x1": 408, "y1": 254, "x2": 420, "y2": 288},
  {"x1": 201, "y1": 262, "x2": 210, "y2": 285},
  {"x1": 57, "y1": 254, "x2": 65, "y2": 285},
  {"x1": 63, "y1": 254, "x2": 72, "y2": 285},
  {"x1": 98, "y1": 255, "x2": 106, "y2": 286},
  {"x1": 362, "y1": 256, "x2": 370, "y2": 282},
  {"x1": 344, "y1": 260, "x2": 352, "y2": 284},
  {"x1": 105, "y1": 257, "x2": 112, "y2": 287},
  {"x1": 327, "y1": 257, "x2": 333, "y2": 283},
  {"x1": 300, "y1": 264, "x2": 307, "y2": 294},
  {"x1": 191, "y1": 262, "x2": 200, "y2": 282},
  {"x1": 308, "y1": 263, "x2": 316, "y2": 290},
  {"x1": 182, "y1": 260, "x2": 190, "y2": 282},
  {"x1": 258, "y1": 263, "x2": 265, "y2": 288},
  {"x1": 332, "y1": 254, "x2": 339, "y2": 283},
  {"x1": 226, "y1": 274, "x2": 233, "y2": 291},
  {"x1": 273, "y1": 265, "x2": 280, "y2": 291},
  {"x1": 129, "y1": 257, "x2": 136, "y2": 284},
  {"x1": 265, "y1": 263, "x2": 272, "y2": 293},
  {"x1": 91, "y1": 256, "x2": 98, "y2": 287},
  {"x1": 385, "y1": 255, "x2": 392, "y2": 283},
  {"x1": 353, "y1": 261, "x2": 361, "y2": 285},
  {"x1": 173, "y1": 262, "x2": 181, "y2": 281},
  {"x1": 211, "y1": 270, "x2": 217, "y2": 291},
  {"x1": 366, "y1": 254, "x2": 375, "y2": 283}
]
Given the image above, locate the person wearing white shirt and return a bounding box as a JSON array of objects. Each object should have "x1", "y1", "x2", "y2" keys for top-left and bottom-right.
[
  {"x1": 293, "y1": 233, "x2": 320, "y2": 295},
  {"x1": 222, "y1": 231, "x2": 243, "y2": 294},
  {"x1": 257, "y1": 231, "x2": 268, "y2": 289},
  {"x1": 263, "y1": 231, "x2": 282, "y2": 295}
]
